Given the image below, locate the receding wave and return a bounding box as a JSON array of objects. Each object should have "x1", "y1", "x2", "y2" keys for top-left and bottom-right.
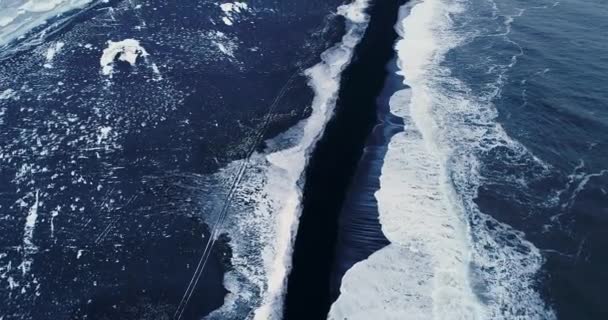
[{"x1": 329, "y1": 0, "x2": 556, "y2": 319}]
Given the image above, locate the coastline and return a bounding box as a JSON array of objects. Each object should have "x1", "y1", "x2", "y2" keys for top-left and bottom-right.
[{"x1": 284, "y1": 0, "x2": 406, "y2": 318}]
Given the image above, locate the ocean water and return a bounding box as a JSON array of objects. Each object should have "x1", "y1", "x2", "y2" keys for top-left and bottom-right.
[
  {"x1": 0, "y1": 0, "x2": 352, "y2": 319},
  {"x1": 0, "y1": 0, "x2": 94, "y2": 53},
  {"x1": 1, "y1": 0, "x2": 606, "y2": 319},
  {"x1": 477, "y1": 0, "x2": 608, "y2": 318},
  {"x1": 330, "y1": 0, "x2": 608, "y2": 319}
]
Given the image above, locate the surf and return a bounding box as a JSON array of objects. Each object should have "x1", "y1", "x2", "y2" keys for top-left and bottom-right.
[
  {"x1": 195, "y1": 1, "x2": 374, "y2": 319},
  {"x1": 329, "y1": 0, "x2": 556, "y2": 318}
]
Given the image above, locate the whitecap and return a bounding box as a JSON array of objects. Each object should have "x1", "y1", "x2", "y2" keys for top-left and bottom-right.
[{"x1": 99, "y1": 38, "x2": 162, "y2": 80}]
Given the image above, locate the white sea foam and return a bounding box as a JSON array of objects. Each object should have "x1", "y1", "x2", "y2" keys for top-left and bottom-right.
[
  {"x1": 0, "y1": 0, "x2": 92, "y2": 49},
  {"x1": 203, "y1": 1, "x2": 372, "y2": 319},
  {"x1": 330, "y1": 87, "x2": 483, "y2": 319},
  {"x1": 330, "y1": 0, "x2": 556, "y2": 319}
]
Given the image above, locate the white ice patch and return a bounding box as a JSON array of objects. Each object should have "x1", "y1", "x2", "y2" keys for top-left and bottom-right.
[
  {"x1": 331, "y1": 0, "x2": 556, "y2": 319},
  {"x1": 7, "y1": 277, "x2": 19, "y2": 290},
  {"x1": 336, "y1": 0, "x2": 369, "y2": 24},
  {"x1": 205, "y1": 30, "x2": 238, "y2": 60},
  {"x1": 50, "y1": 206, "x2": 60, "y2": 238},
  {"x1": 23, "y1": 191, "x2": 40, "y2": 253},
  {"x1": 0, "y1": 106, "x2": 5, "y2": 126},
  {"x1": 43, "y1": 41, "x2": 64, "y2": 68},
  {"x1": 0, "y1": 0, "x2": 92, "y2": 49},
  {"x1": 220, "y1": 1, "x2": 248, "y2": 13},
  {"x1": 215, "y1": 42, "x2": 233, "y2": 57},
  {"x1": 330, "y1": 88, "x2": 484, "y2": 320},
  {"x1": 100, "y1": 39, "x2": 148, "y2": 76},
  {"x1": 219, "y1": 2, "x2": 249, "y2": 26},
  {"x1": 96, "y1": 126, "x2": 112, "y2": 144},
  {"x1": 221, "y1": 17, "x2": 233, "y2": 26},
  {"x1": 98, "y1": 39, "x2": 162, "y2": 80},
  {"x1": 203, "y1": 1, "x2": 372, "y2": 319},
  {"x1": 0, "y1": 88, "x2": 17, "y2": 100},
  {"x1": 21, "y1": 190, "x2": 40, "y2": 275}
]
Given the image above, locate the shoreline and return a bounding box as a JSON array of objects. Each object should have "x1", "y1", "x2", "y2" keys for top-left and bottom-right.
[
  {"x1": 329, "y1": 56, "x2": 404, "y2": 302},
  {"x1": 284, "y1": 0, "x2": 407, "y2": 318}
]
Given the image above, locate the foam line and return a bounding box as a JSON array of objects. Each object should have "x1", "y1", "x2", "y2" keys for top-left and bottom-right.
[
  {"x1": 204, "y1": 1, "x2": 373, "y2": 319},
  {"x1": 329, "y1": 87, "x2": 484, "y2": 319},
  {"x1": 329, "y1": 0, "x2": 556, "y2": 318}
]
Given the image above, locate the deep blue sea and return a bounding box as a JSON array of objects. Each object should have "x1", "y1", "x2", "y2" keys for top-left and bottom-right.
[
  {"x1": 478, "y1": 0, "x2": 608, "y2": 318},
  {"x1": 445, "y1": 0, "x2": 608, "y2": 318},
  {"x1": 0, "y1": 0, "x2": 606, "y2": 319}
]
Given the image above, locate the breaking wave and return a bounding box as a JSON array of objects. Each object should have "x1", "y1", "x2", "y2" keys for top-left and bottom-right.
[{"x1": 329, "y1": 0, "x2": 556, "y2": 319}]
